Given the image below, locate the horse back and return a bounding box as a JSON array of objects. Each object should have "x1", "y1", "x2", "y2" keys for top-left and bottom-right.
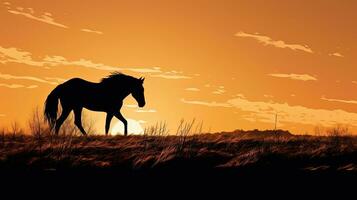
[{"x1": 59, "y1": 78, "x2": 100, "y2": 97}]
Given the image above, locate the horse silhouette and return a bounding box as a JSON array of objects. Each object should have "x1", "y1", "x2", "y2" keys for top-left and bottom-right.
[{"x1": 44, "y1": 72, "x2": 145, "y2": 136}]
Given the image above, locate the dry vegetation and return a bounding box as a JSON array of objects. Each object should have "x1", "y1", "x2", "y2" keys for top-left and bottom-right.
[{"x1": 0, "y1": 110, "x2": 356, "y2": 173}]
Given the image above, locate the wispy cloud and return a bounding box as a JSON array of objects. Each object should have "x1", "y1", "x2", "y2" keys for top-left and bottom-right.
[
  {"x1": 227, "y1": 97, "x2": 357, "y2": 127},
  {"x1": 0, "y1": 83, "x2": 24, "y2": 88},
  {"x1": 268, "y1": 73, "x2": 317, "y2": 81},
  {"x1": 234, "y1": 94, "x2": 246, "y2": 98},
  {"x1": 0, "y1": 72, "x2": 58, "y2": 85},
  {"x1": 0, "y1": 46, "x2": 161, "y2": 73},
  {"x1": 212, "y1": 88, "x2": 226, "y2": 95},
  {"x1": 4, "y1": 2, "x2": 68, "y2": 28},
  {"x1": 321, "y1": 96, "x2": 357, "y2": 104},
  {"x1": 27, "y1": 85, "x2": 38, "y2": 89},
  {"x1": 0, "y1": 83, "x2": 38, "y2": 89},
  {"x1": 208, "y1": 85, "x2": 226, "y2": 95},
  {"x1": 43, "y1": 55, "x2": 162, "y2": 73},
  {"x1": 135, "y1": 109, "x2": 157, "y2": 113},
  {"x1": 329, "y1": 52, "x2": 344, "y2": 58},
  {"x1": 44, "y1": 77, "x2": 67, "y2": 83},
  {"x1": 125, "y1": 105, "x2": 157, "y2": 113},
  {"x1": 0, "y1": 46, "x2": 194, "y2": 80},
  {"x1": 151, "y1": 74, "x2": 192, "y2": 79},
  {"x1": 235, "y1": 31, "x2": 313, "y2": 53},
  {"x1": 0, "y1": 114, "x2": 5, "y2": 117},
  {"x1": 181, "y1": 98, "x2": 232, "y2": 108},
  {"x1": 81, "y1": 28, "x2": 103, "y2": 35},
  {"x1": 263, "y1": 94, "x2": 274, "y2": 98},
  {"x1": 182, "y1": 96, "x2": 357, "y2": 127},
  {"x1": 185, "y1": 87, "x2": 200, "y2": 92},
  {"x1": 125, "y1": 104, "x2": 138, "y2": 108},
  {"x1": 0, "y1": 46, "x2": 45, "y2": 66}
]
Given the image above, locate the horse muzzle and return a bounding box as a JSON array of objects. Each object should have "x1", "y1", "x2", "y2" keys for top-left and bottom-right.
[{"x1": 138, "y1": 102, "x2": 145, "y2": 107}]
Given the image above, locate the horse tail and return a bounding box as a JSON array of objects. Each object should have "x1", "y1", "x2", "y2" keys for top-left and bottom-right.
[{"x1": 44, "y1": 84, "x2": 62, "y2": 129}]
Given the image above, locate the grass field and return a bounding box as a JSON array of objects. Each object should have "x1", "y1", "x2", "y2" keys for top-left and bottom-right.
[{"x1": 1, "y1": 129, "x2": 356, "y2": 173}]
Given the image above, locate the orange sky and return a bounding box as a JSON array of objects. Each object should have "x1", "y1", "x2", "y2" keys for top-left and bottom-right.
[{"x1": 1, "y1": 0, "x2": 357, "y2": 135}]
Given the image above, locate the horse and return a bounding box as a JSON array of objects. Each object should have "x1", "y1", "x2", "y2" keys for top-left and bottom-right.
[{"x1": 44, "y1": 72, "x2": 146, "y2": 136}]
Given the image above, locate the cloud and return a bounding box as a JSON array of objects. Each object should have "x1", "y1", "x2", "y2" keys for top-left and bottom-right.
[
  {"x1": 81, "y1": 28, "x2": 103, "y2": 35},
  {"x1": 26, "y1": 85, "x2": 39, "y2": 89},
  {"x1": 181, "y1": 98, "x2": 232, "y2": 108},
  {"x1": 5, "y1": 4, "x2": 68, "y2": 28},
  {"x1": 268, "y1": 73, "x2": 317, "y2": 81},
  {"x1": 0, "y1": 46, "x2": 45, "y2": 66},
  {"x1": 263, "y1": 94, "x2": 274, "y2": 98},
  {"x1": 210, "y1": 85, "x2": 226, "y2": 95},
  {"x1": 125, "y1": 105, "x2": 157, "y2": 113},
  {"x1": 0, "y1": 83, "x2": 38, "y2": 89},
  {"x1": 234, "y1": 94, "x2": 246, "y2": 98},
  {"x1": 0, "y1": 72, "x2": 58, "y2": 85},
  {"x1": 43, "y1": 56, "x2": 117, "y2": 70},
  {"x1": 329, "y1": 52, "x2": 344, "y2": 57},
  {"x1": 0, "y1": 83, "x2": 24, "y2": 88},
  {"x1": 0, "y1": 46, "x2": 194, "y2": 79},
  {"x1": 185, "y1": 87, "x2": 200, "y2": 92},
  {"x1": 0, "y1": 114, "x2": 5, "y2": 117},
  {"x1": 235, "y1": 31, "x2": 313, "y2": 53},
  {"x1": 135, "y1": 109, "x2": 157, "y2": 113},
  {"x1": 150, "y1": 74, "x2": 192, "y2": 79},
  {"x1": 321, "y1": 96, "x2": 357, "y2": 105},
  {"x1": 44, "y1": 77, "x2": 67, "y2": 83},
  {"x1": 228, "y1": 97, "x2": 357, "y2": 127},
  {"x1": 212, "y1": 89, "x2": 226, "y2": 95},
  {"x1": 125, "y1": 104, "x2": 138, "y2": 108},
  {"x1": 121, "y1": 67, "x2": 161, "y2": 73},
  {"x1": 0, "y1": 46, "x2": 161, "y2": 73},
  {"x1": 182, "y1": 96, "x2": 357, "y2": 127}
]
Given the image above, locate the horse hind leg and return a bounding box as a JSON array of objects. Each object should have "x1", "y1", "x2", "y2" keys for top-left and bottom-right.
[
  {"x1": 74, "y1": 108, "x2": 87, "y2": 135},
  {"x1": 55, "y1": 107, "x2": 71, "y2": 135}
]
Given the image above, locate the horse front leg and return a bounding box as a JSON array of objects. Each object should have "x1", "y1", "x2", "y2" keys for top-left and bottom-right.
[
  {"x1": 114, "y1": 112, "x2": 127, "y2": 136},
  {"x1": 105, "y1": 113, "x2": 113, "y2": 136}
]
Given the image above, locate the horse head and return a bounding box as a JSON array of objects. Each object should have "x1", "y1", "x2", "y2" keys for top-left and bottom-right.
[{"x1": 131, "y1": 77, "x2": 146, "y2": 107}]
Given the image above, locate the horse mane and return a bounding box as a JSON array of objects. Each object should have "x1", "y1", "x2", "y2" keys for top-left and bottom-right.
[{"x1": 100, "y1": 72, "x2": 139, "y2": 85}]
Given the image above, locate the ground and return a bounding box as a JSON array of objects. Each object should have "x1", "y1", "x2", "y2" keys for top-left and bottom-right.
[{"x1": 1, "y1": 130, "x2": 356, "y2": 174}]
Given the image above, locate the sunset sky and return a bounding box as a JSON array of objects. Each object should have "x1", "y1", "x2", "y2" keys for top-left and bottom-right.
[{"x1": 1, "y1": 0, "x2": 357, "y2": 135}]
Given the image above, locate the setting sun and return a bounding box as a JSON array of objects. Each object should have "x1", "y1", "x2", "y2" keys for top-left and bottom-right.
[
  {"x1": 110, "y1": 119, "x2": 144, "y2": 135},
  {"x1": 1, "y1": 0, "x2": 357, "y2": 185},
  {"x1": 1, "y1": 0, "x2": 357, "y2": 135}
]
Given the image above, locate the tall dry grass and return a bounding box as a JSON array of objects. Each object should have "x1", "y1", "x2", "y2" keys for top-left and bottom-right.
[{"x1": 0, "y1": 107, "x2": 356, "y2": 171}]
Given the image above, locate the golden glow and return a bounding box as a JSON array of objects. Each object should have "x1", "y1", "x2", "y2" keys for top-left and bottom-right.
[
  {"x1": 110, "y1": 119, "x2": 144, "y2": 135},
  {"x1": 1, "y1": 0, "x2": 357, "y2": 135}
]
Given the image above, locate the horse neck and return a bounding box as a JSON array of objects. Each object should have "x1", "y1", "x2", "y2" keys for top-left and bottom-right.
[{"x1": 100, "y1": 82, "x2": 132, "y2": 100}]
